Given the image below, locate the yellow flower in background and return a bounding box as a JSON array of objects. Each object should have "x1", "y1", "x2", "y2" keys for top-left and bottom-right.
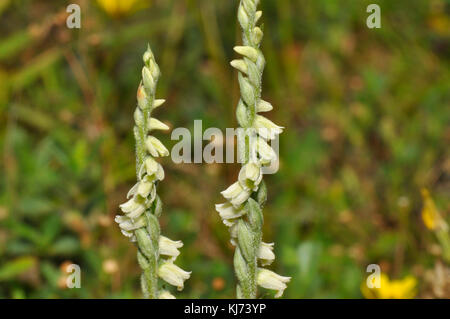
[
  {"x1": 361, "y1": 274, "x2": 417, "y2": 299},
  {"x1": 386, "y1": 276, "x2": 417, "y2": 299},
  {"x1": 421, "y1": 188, "x2": 446, "y2": 231},
  {"x1": 428, "y1": 0, "x2": 450, "y2": 37},
  {"x1": 421, "y1": 188, "x2": 450, "y2": 263},
  {"x1": 96, "y1": 0, "x2": 150, "y2": 18}
]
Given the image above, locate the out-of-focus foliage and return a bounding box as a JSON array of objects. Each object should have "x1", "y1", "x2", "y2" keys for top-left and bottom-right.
[{"x1": 0, "y1": 0, "x2": 449, "y2": 298}]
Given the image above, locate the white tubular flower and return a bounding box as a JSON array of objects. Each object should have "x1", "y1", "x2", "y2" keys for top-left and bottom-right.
[
  {"x1": 253, "y1": 115, "x2": 284, "y2": 140},
  {"x1": 159, "y1": 236, "x2": 183, "y2": 260},
  {"x1": 146, "y1": 136, "x2": 170, "y2": 157},
  {"x1": 115, "y1": 220, "x2": 136, "y2": 241},
  {"x1": 119, "y1": 197, "x2": 146, "y2": 220},
  {"x1": 238, "y1": 162, "x2": 263, "y2": 192},
  {"x1": 215, "y1": 203, "x2": 246, "y2": 221},
  {"x1": 144, "y1": 157, "x2": 165, "y2": 181},
  {"x1": 137, "y1": 179, "x2": 153, "y2": 198},
  {"x1": 115, "y1": 215, "x2": 146, "y2": 232},
  {"x1": 254, "y1": 137, "x2": 277, "y2": 164},
  {"x1": 258, "y1": 242, "x2": 275, "y2": 266},
  {"x1": 221, "y1": 181, "x2": 251, "y2": 208},
  {"x1": 115, "y1": 215, "x2": 146, "y2": 242},
  {"x1": 158, "y1": 262, "x2": 191, "y2": 291},
  {"x1": 257, "y1": 268, "x2": 291, "y2": 298},
  {"x1": 159, "y1": 290, "x2": 176, "y2": 299}
]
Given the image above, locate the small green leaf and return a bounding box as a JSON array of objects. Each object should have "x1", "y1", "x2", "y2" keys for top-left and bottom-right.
[{"x1": 0, "y1": 256, "x2": 36, "y2": 281}]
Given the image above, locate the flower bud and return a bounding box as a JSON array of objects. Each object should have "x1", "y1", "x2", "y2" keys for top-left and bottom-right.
[
  {"x1": 253, "y1": 115, "x2": 284, "y2": 140},
  {"x1": 149, "y1": 117, "x2": 170, "y2": 131},
  {"x1": 234, "y1": 46, "x2": 259, "y2": 62},
  {"x1": 253, "y1": 27, "x2": 263, "y2": 45},
  {"x1": 142, "y1": 66, "x2": 154, "y2": 92},
  {"x1": 148, "y1": 59, "x2": 160, "y2": 79},
  {"x1": 257, "y1": 100, "x2": 273, "y2": 113},
  {"x1": 230, "y1": 59, "x2": 248, "y2": 74},
  {"x1": 255, "y1": 11, "x2": 263, "y2": 23},
  {"x1": 238, "y1": 5, "x2": 249, "y2": 29},
  {"x1": 137, "y1": 84, "x2": 149, "y2": 110},
  {"x1": 146, "y1": 136, "x2": 170, "y2": 157},
  {"x1": 143, "y1": 46, "x2": 154, "y2": 65},
  {"x1": 256, "y1": 53, "x2": 266, "y2": 73},
  {"x1": 242, "y1": 0, "x2": 256, "y2": 16},
  {"x1": 153, "y1": 99, "x2": 166, "y2": 109}
]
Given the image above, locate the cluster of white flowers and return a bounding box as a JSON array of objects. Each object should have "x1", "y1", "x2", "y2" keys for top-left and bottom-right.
[
  {"x1": 215, "y1": 0, "x2": 290, "y2": 299},
  {"x1": 117, "y1": 156, "x2": 165, "y2": 241},
  {"x1": 116, "y1": 46, "x2": 190, "y2": 299}
]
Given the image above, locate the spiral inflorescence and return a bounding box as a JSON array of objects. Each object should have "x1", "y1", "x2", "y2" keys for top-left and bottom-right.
[{"x1": 116, "y1": 46, "x2": 190, "y2": 299}]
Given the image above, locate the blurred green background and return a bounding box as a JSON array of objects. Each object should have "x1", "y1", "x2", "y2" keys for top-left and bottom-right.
[{"x1": 0, "y1": 0, "x2": 449, "y2": 298}]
